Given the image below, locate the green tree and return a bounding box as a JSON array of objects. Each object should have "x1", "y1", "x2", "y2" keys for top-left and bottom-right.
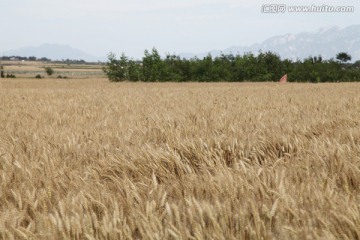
[
  {"x1": 353, "y1": 60, "x2": 360, "y2": 68},
  {"x1": 142, "y1": 48, "x2": 165, "y2": 81},
  {"x1": 103, "y1": 53, "x2": 128, "y2": 82},
  {"x1": 128, "y1": 60, "x2": 142, "y2": 81},
  {"x1": 236, "y1": 52, "x2": 258, "y2": 81},
  {"x1": 163, "y1": 54, "x2": 181, "y2": 81},
  {"x1": 257, "y1": 51, "x2": 282, "y2": 81},
  {"x1": 336, "y1": 52, "x2": 352, "y2": 63},
  {"x1": 212, "y1": 54, "x2": 232, "y2": 81}
]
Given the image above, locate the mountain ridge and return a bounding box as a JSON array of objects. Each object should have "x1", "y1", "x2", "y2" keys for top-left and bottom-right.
[
  {"x1": 2, "y1": 25, "x2": 360, "y2": 62},
  {"x1": 3, "y1": 44, "x2": 103, "y2": 62},
  {"x1": 180, "y1": 25, "x2": 360, "y2": 61}
]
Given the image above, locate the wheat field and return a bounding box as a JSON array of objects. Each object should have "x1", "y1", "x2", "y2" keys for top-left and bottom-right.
[{"x1": 0, "y1": 79, "x2": 359, "y2": 240}]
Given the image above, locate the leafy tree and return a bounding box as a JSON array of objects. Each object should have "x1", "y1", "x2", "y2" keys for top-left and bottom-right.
[
  {"x1": 336, "y1": 52, "x2": 352, "y2": 63},
  {"x1": 163, "y1": 54, "x2": 183, "y2": 81},
  {"x1": 240, "y1": 52, "x2": 258, "y2": 81},
  {"x1": 257, "y1": 51, "x2": 282, "y2": 81},
  {"x1": 194, "y1": 54, "x2": 214, "y2": 81},
  {"x1": 103, "y1": 53, "x2": 128, "y2": 82},
  {"x1": 142, "y1": 48, "x2": 165, "y2": 81},
  {"x1": 128, "y1": 60, "x2": 142, "y2": 81},
  {"x1": 212, "y1": 54, "x2": 232, "y2": 81},
  {"x1": 353, "y1": 60, "x2": 360, "y2": 68}
]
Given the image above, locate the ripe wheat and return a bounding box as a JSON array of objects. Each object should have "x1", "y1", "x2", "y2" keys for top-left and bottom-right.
[{"x1": 0, "y1": 79, "x2": 359, "y2": 239}]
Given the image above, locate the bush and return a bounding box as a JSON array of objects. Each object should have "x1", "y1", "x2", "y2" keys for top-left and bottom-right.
[
  {"x1": 35, "y1": 74, "x2": 42, "y2": 79},
  {"x1": 57, "y1": 75, "x2": 68, "y2": 79},
  {"x1": 44, "y1": 67, "x2": 54, "y2": 76},
  {"x1": 6, "y1": 74, "x2": 16, "y2": 78}
]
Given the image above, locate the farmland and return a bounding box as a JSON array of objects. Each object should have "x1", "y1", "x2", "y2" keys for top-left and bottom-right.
[
  {"x1": 1, "y1": 60, "x2": 105, "y2": 78},
  {"x1": 0, "y1": 78, "x2": 359, "y2": 239}
]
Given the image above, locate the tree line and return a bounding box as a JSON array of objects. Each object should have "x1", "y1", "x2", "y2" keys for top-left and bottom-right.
[{"x1": 103, "y1": 48, "x2": 360, "y2": 82}]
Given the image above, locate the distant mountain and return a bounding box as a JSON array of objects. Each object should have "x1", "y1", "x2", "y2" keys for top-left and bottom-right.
[
  {"x1": 180, "y1": 25, "x2": 360, "y2": 61},
  {"x1": 3, "y1": 44, "x2": 103, "y2": 62}
]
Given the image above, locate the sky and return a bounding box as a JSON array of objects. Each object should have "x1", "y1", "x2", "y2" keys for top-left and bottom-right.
[{"x1": 1, "y1": 0, "x2": 359, "y2": 59}]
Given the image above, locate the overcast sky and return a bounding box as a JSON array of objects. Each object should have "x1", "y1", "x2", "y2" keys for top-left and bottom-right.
[{"x1": 1, "y1": 0, "x2": 359, "y2": 58}]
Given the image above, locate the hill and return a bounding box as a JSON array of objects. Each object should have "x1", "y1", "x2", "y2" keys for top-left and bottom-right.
[
  {"x1": 3, "y1": 44, "x2": 103, "y2": 62},
  {"x1": 181, "y1": 25, "x2": 360, "y2": 61}
]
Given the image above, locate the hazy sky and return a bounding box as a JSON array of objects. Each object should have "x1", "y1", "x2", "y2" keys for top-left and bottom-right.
[{"x1": 1, "y1": 0, "x2": 359, "y2": 58}]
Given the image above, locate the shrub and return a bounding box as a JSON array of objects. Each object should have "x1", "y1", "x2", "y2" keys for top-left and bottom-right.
[
  {"x1": 45, "y1": 67, "x2": 54, "y2": 76},
  {"x1": 6, "y1": 74, "x2": 16, "y2": 78}
]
